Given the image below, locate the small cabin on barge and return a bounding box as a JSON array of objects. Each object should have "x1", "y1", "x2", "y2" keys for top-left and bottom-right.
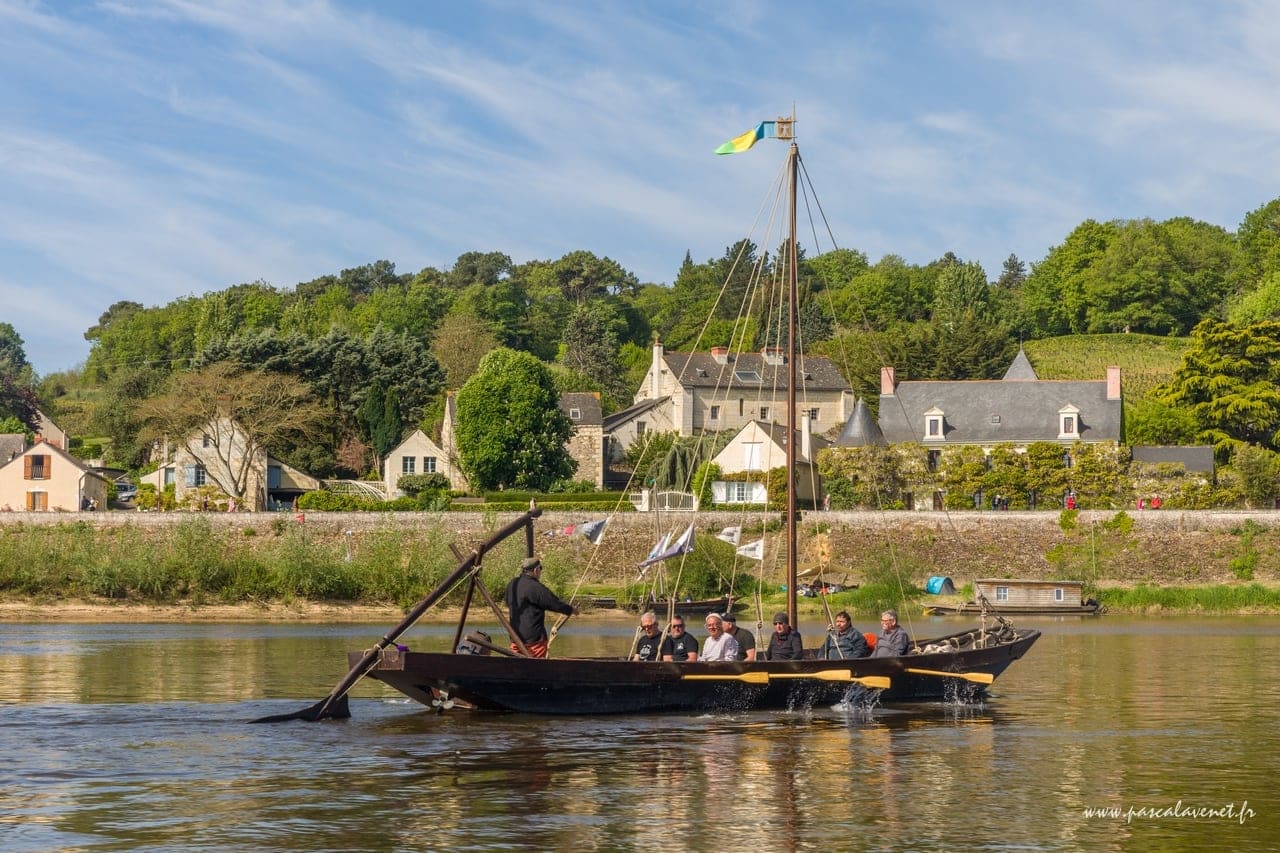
[{"x1": 926, "y1": 578, "x2": 1099, "y2": 615}]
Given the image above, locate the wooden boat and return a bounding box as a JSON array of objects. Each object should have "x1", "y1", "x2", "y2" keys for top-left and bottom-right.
[
  {"x1": 253, "y1": 115, "x2": 1040, "y2": 723},
  {"x1": 628, "y1": 595, "x2": 736, "y2": 617}
]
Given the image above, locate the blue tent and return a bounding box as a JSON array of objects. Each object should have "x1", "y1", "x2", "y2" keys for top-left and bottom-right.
[{"x1": 925, "y1": 576, "x2": 957, "y2": 595}]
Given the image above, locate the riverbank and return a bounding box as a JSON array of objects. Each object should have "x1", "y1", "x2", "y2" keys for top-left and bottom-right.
[{"x1": 5, "y1": 508, "x2": 1280, "y2": 618}]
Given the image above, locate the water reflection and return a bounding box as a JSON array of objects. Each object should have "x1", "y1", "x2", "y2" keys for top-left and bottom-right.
[{"x1": 2, "y1": 617, "x2": 1279, "y2": 851}]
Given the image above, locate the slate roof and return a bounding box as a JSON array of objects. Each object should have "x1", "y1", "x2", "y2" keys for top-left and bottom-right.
[
  {"x1": 0, "y1": 434, "x2": 25, "y2": 464},
  {"x1": 661, "y1": 351, "x2": 851, "y2": 394},
  {"x1": 835, "y1": 398, "x2": 887, "y2": 447},
  {"x1": 602, "y1": 397, "x2": 668, "y2": 432},
  {"x1": 1002, "y1": 347, "x2": 1038, "y2": 380},
  {"x1": 559, "y1": 393, "x2": 602, "y2": 427},
  {"x1": 1130, "y1": 445, "x2": 1215, "y2": 474},
  {"x1": 879, "y1": 378, "x2": 1121, "y2": 445},
  {"x1": 754, "y1": 420, "x2": 831, "y2": 464}
]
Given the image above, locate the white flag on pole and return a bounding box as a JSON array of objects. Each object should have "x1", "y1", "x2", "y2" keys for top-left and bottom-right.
[{"x1": 735, "y1": 539, "x2": 764, "y2": 561}]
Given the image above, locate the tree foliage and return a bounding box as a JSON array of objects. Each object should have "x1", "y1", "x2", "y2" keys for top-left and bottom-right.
[
  {"x1": 138, "y1": 363, "x2": 329, "y2": 503},
  {"x1": 454, "y1": 348, "x2": 575, "y2": 491}
]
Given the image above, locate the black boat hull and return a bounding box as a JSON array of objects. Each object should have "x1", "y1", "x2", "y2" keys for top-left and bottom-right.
[{"x1": 351, "y1": 627, "x2": 1040, "y2": 715}]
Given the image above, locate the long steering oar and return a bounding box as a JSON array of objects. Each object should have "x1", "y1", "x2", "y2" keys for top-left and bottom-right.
[
  {"x1": 682, "y1": 670, "x2": 890, "y2": 689},
  {"x1": 250, "y1": 508, "x2": 542, "y2": 723},
  {"x1": 905, "y1": 667, "x2": 994, "y2": 685}
]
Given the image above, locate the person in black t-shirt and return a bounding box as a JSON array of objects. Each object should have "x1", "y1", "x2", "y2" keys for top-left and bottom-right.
[
  {"x1": 659, "y1": 617, "x2": 700, "y2": 661},
  {"x1": 722, "y1": 611, "x2": 756, "y2": 661},
  {"x1": 631, "y1": 611, "x2": 663, "y2": 661}
]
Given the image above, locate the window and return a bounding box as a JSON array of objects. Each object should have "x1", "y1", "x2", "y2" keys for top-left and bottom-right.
[
  {"x1": 569, "y1": 408, "x2": 581, "y2": 420},
  {"x1": 927, "y1": 450, "x2": 941, "y2": 472},
  {"x1": 808, "y1": 407, "x2": 819, "y2": 421},
  {"x1": 402, "y1": 456, "x2": 416, "y2": 475},
  {"x1": 636, "y1": 421, "x2": 647, "y2": 436},
  {"x1": 202, "y1": 433, "x2": 212, "y2": 448},
  {"x1": 709, "y1": 405, "x2": 720, "y2": 422},
  {"x1": 744, "y1": 442, "x2": 763, "y2": 471},
  {"x1": 735, "y1": 370, "x2": 762, "y2": 383},
  {"x1": 991, "y1": 414, "x2": 1001, "y2": 424},
  {"x1": 1054, "y1": 587, "x2": 1065, "y2": 603},
  {"x1": 424, "y1": 456, "x2": 437, "y2": 473},
  {"x1": 1059, "y1": 405, "x2": 1081, "y2": 439},
  {"x1": 24, "y1": 454, "x2": 50, "y2": 480},
  {"x1": 759, "y1": 406, "x2": 771, "y2": 421},
  {"x1": 732, "y1": 482, "x2": 748, "y2": 502},
  {"x1": 995, "y1": 586, "x2": 1009, "y2": 602},
  {"x1": 923, "y1": 407, "x2": 944, "y2": 441},
  {"x1": 26, "y1": 491, "x2": 48, "y2": 511},
  {"x1": 184, "y1": 464, "x2": 207, "y2": 487}
]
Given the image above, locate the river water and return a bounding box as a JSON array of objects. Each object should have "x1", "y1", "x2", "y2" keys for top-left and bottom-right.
[{"x1": 2, "y1": 615, "x2": 1277, "y2": 852}]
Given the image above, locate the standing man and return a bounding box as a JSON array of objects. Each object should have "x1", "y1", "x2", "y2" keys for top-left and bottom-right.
[
  {"x1": 870, "y1": 609, "x2": 911, "y2": 658},
  {"x1": 700, "y1": 613, "x2": 740, "y2": 661},
  {"x1": 722, "y1": 611, "x2": 756, "y2": 661},
  {"x1": 765, "y1": 612, "x2": 804, "y2": 660},
  {"x1": 504, "y1": 557, "x2": 577, "y2": 658}
]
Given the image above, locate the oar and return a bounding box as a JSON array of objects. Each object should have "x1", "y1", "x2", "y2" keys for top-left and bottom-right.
[
  {"x1": 250, "y1": 508, "x2": 543, "y2": 723},
  {"x1": 683, "y1": 671, "x2": 770, "y2": 684},
  {"x1": 906, "y1": 667, "x2": 995, "y2": 685},
  {"x1": 772, "y1": 670, "x2": 891, "y2": 689},
  {"x1": 681, "y1": 670, "x2": 890, "y2": 689}
]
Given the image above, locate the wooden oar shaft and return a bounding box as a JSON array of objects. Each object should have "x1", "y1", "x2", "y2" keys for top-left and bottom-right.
[
  {"x1": 252, "y1": 508, "x2": 542, "y2": 723},
  {"x1": 681, "y1": 670, "x2": 889, "y2": 689},
  {"x1": 906, "y1": 667, "x2": 994, "y2": 684}
]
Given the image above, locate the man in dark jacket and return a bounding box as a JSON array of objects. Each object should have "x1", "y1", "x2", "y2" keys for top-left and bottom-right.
[
  {"x1": 765, "y1": 612, "x2": 804, "y2": 660},
  {"x1": 504, "y1": 557, "x2": 577, "y2": 658},
  {"x1": 819, "y1": 610, "x2": 870, "y2": 660}
]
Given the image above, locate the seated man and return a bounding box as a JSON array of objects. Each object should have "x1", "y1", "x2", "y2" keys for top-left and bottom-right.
[
  {"x1": 819, "y1": 610, "x2": 870, "y2": 660},
  {"x1": 700, "y1": 613, "x2": 739, "y2": 661},
  {"x1": 765, "y1": 612, "x2": 803, "y2": 661},
  {"x1": 722, "y1": 611, "x2": 756, "y2": 661},
  {"x1": 660, "y1": 617, "x2": 699, "y2": 661},
  {"x1": 870, "y1": 609, "x2": 911, "y2": 658},
  {"x1": 631, "y1": 611, "x2": 663, "y2": 661}
]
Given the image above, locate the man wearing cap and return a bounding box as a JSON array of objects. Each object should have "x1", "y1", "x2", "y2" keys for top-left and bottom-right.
[
  {"x1": 765, "y1": 611, "x2": 804, "y2": 661},
  {"x1": 721, "y1": 611, "x2": 756, "y2": 661},
  {"x1": 504, "y1": 557, "x2": 578, "y2": 658}
]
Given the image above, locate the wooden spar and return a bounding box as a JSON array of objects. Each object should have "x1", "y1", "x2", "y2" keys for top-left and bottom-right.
[
  {"x1": 785, "y1": 139, "x2": 799, "y2": 628},
  {"x1": 250, "y1": 507, "x2": 543, "y2": 723}
]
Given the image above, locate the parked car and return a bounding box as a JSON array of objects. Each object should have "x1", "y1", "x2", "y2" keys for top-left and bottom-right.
[{"x1": 115, "y1": 481, "x2": 138, "y2": 502}]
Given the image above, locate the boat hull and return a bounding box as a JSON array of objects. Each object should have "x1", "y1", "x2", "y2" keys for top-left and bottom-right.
[
  {"x1": 925, "y1": 604, "x2": 1100, "y2": 615},
  {"x1": 351, "y1": 627, "x2": 1040, "y2": 715}
]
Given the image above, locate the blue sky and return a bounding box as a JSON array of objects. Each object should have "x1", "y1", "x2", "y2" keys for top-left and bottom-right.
[{"x1": 3, "y1": 1, "x2": 1279, "y2": 376}]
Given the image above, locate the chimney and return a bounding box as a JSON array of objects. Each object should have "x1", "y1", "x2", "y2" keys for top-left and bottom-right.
[
  {"x1": 1106, "y1": 365, "x2": 1121, "y2": 401},
  {"x1": 650, "y1": 341, "x2": 665, "y2": 399},
  {"x1": 710, "y1": 346, "x2": 730, "y2": 364},
  {"x1": 762, "y1": 346, "x2": 784, "y2": 365},
  {"x1": 800, "y1": 411, "x2": 813, "y2": 462},
  {"x1": 880, "y1": 367, "x2": 897, "y2": 396}
]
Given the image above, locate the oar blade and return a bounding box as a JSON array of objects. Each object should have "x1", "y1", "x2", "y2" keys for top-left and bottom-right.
[
  {"x1": 906, "y1": 667, "x2": 995, "y2": 685},
  {"x1": 249, "y1": 693, "x2": 351, "y2": 724},
  {"x1": 853, "y1": 676, "x2": 891, "y2": 690}
]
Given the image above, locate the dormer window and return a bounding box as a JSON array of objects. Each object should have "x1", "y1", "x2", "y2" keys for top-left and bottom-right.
[
  {"x1": 1058, "y1": 404, "x2": 1080, "y2": 440},
  {"x1": 923, "y1": 407, "x2": 945, "y2": 441},
  {"x1": 569, "y1": 408, "x2": 581, "y2": 420},
  {"x1": 735, "y1": 370, "x2": 762, "y2": 383}
]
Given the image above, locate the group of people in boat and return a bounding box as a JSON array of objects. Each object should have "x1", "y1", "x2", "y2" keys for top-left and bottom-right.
[
  {"x1": 503, "y1": 553, "x2": 912, "y2": 662},
  {"x1": 630, "y1": 608, "x2": 911, "y2": 662}
]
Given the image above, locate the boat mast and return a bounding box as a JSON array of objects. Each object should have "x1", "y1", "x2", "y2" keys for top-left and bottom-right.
[{"x1": 781, "y1": 118, "x2": 799, "y2": 627}]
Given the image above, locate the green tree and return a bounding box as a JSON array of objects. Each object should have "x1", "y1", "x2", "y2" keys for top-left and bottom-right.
[
  {"x1": 454, "y1": 348, "x2": 574, "y2": 491},
  {"x1": 1158, "y1": 318, "x2": 1280, "y2": 456},
  {"x1": 1232, "y1": 444, "x2": 1280, "y2": 508}
]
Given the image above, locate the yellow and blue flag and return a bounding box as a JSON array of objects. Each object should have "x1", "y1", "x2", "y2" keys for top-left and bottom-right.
[{"x1": 715, "y1": 121, "x2": 777, "y2": 155}]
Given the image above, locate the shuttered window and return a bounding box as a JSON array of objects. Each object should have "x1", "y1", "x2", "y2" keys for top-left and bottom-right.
[{"x1": 24, "y1": 455, "x2": 51, "y2": 480}]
